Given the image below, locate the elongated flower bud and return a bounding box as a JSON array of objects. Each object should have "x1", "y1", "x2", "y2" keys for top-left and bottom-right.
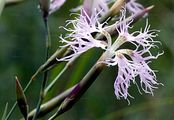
[{"x1": 16, "y1": 76, "x2": 29, "y2": 120}]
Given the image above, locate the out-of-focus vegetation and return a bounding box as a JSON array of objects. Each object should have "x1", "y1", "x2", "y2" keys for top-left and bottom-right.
[{"x1": 0, "y1": 0, "x2": 174, "y2": 120}]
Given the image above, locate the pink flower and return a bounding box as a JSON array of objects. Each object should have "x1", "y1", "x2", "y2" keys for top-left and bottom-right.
[
  {"x1": 59, "y1": 7, "x2": 162, "y2": 101},
  {"x1": 58, "y1": 9, "x2": 107, "y2": 61},
  {"x1": 102, "y1": 8, "x2": 162, "y2": 100},
  {"x1": 126, "y1": 0, "x2": 145, "y2": 14},
  {"x1": 117, "y1": 9, "x2": 159, "y2": 48},
  {"x1": 72, "y1": 0, "x2": 113, "y2": 17},
  {"x1": 108, "y1": 49, "x2": 162, "y2": 101},
  {"x1": 49, "y1": 0, "x2": 66, "y2": 14},
  {"x1": 89, "y1": 0, "x2": 110, "y2": 16}
]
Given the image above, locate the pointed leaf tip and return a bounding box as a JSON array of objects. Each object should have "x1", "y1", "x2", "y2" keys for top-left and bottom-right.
[{"x1": 15, "y1": 76, "x2": 29, "y2": 120}]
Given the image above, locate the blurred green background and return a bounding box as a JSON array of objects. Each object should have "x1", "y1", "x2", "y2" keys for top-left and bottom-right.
[{"x1": 0, "y1": 0, "x2": 174, "y2": 120}]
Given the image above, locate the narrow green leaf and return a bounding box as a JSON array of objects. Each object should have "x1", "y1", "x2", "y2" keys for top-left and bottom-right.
[
  {"x1": 16, "y1": 76, "x2": 28, "y2": 120},
  {"x1": 0, "y1": 0, "x2": 5, "y2": 16},
  {"x1": 1, "y1": 103, "x2": 8, "y2": 120}
]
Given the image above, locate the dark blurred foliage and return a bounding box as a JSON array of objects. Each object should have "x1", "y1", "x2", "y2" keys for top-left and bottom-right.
[{"x1": 0, "y1": 0, "x2": 174, "y2": 120}]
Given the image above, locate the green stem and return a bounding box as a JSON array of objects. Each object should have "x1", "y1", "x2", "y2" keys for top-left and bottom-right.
[
  {"x1": 44, "y1": 56, "x2": 78, "y2": 95},
  {"x1": 32, "y1": 16, "x2": 50, "y2": 120},
  {"x1": 32, "y1": 71, "x2": 48, "y2": 120},
  {"x1": 31, "y1": 46, "x2": 68, "y2": 79},
  {"x1": 27, "y1": 86, "x2": 75, "y2": 119}
]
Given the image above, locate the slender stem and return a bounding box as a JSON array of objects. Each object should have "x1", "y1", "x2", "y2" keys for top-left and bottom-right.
[
  {"x1": 44, "y1": 66, "x2": 66, "y2": 95},
  {"x1": 32, "y1": 71, "x2": 48, "y2": 120},
  {"x1": 4, "y1": 103, "x2": 16, "y2": 120},
  {"x1": 28, "y1": 86, "x2": 75, "y2": 119},
  {"x1": 2, "y1": 103, "x2": 8, "y2": 120},
  {"x1": 32, "y1": 17, "x2": 51, "y2": 120},
  {"x1": 48, "y1": 113, "x2": 57, "y2": 120},
  {"x1": 44, "y1": 56, "x2": 78, "y2": 95}
]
